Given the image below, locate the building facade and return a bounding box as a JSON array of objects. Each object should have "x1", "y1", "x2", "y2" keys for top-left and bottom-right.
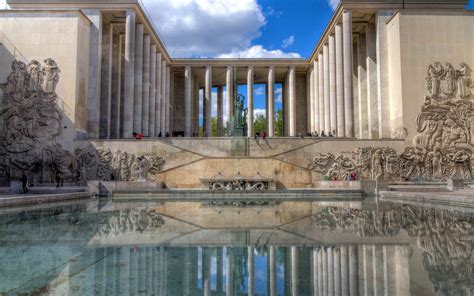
[{"x1": 0, "y1": 0, "x2": 473, "y2": 186}]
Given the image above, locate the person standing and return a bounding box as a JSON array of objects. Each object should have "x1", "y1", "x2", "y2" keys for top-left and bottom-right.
[{"x1": 21, "y1": 172, "x2": 28, "y2": 194}]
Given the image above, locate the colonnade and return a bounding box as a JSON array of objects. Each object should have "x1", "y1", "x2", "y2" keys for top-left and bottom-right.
[
  {"x1": 308, "y1": 11, "x2": 354, "y2": 138},
  {"x1": 97, "y1": 10, "x2": 172, "y2": 139},
  {"x1": 182, "y1": 65, "x2": 298, "y2": 137}
]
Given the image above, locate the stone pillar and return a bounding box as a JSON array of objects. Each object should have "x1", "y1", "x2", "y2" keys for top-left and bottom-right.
[
  {"x1": 366, "y1": 22, "x2": 379, "y2": 139},
  {"x1": 217, "y1": 85, "x2": 223, "y2": 136},
  {"x1": 99, "y1": 21, "x2": 112, "y2": 139},
  {"x1": 289, "y1": 65, "x2": 296, "y2": 137},
  {"x1": 142, "y1": 34, "x2": 151, "y2": 137},
  {"x1": 133, "y1": 24, "x2": 144, "y2": 135},
  {"x1": 84, "y1": 10, "x2": 102, "y2": 139},
  {"x1": 318, "y1": 54, "x2": 325, "y2": 133},
  {"x1": 322, "y1": 247, "x2": 328, "y2": 296},
  {"x1": 160, "y1": 60, "x2": 167, "y2": 137},
  {"x1": 357, "y1": 34, "x2": 368, "y2": 139},
  {"x1": 328, "y1": 247, "x2": 335, "y2": 295},
  {"x1": 149, "y1": 45, "x2": 156, "y2": 137},
  {"x1": 204, "y1": 66, "x2": 212, "y2": 137},
  {"x1": 267, "y1": 66, "x2": 275, "y2": 137},
  {"x1": 329, "y1": 34, "x2": 337, "y2": 134},
  {"x1": 193, "y1": 77, "x2": 200, "y2": 136},
  {"x1": 248, "y1": 246, "x2": 255, "y2": 296},
  {"x1": 165, "y1": 67, "x2": 171, "y2": 134},
  {"x1": 341, "y1": 246, "x2": 349, "y2": 296},
  {"x1": 343, "y1": 10, "x2": 355, "y2": 138},
  {"x1": 269, "y1": 246, "x2": 276, "y2": 296},
  {"x1": 226, "y1": 66, "x2": 233, "y2": 130},
  {"x1": 247, "y1": 66, "x2": 254, "y2": 138},
  {"x1": 335, "y1": 24, "x2": 345, "y2": 137},
  {"x1": 349, "y1": 245, "x2": 359, "y2": 295},
  {"x1": 291, "y1": 246, "x2": 298, "y2": 296},
  {"x1": 323, "y1": 45, "x2": 330, "y2": 133},
  {"x1": 110, "y1": 29, "x2": 123, "y2": 139},
  {"x1": 184, "y1": 66, "x2": 192, "y2": 137},
  {"x1": 313, "y1": 61, "x2": 319, "y2": 133},
  {"x1": 155, "y1": 53, "x2": 162, "y2": 136},
  {"x1": 307, "y1": 67, "x2": 314, "y2": 133}
]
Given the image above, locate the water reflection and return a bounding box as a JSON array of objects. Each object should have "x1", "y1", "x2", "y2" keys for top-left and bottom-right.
[{"x1": 0, "y1": 200, "x2": 472, "y2": 295}]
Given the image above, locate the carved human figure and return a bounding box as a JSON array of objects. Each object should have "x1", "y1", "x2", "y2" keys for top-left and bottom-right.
[
  {"x1": 27, "y1": 60, "x2": 44, "y2": 92},
  {"x1": 445, "y1": 119, "x2": 466, "y2": 146},
  {"x1": 371, "y1": 149, "x2": 385, "y2": 180},
  {"x1": 8, "y1": 60, "x2": 27, "y2": 93},
  {"x1": 447, "y1": 149, "x2": 472, "y2": 179},
  {"x1": 428, "y1": 115, "x2": 444, "y2": 148},
  {"x1": 441, "y1": 63, "x2": 457, "y2": 99},
  {"x1": 43, "y1": 58, "x2": 60, "y2": 94},
  {"x1": 426, "y1": 62, "x2": 444, "y2": 98},
  {"x1": 137, "y1": 156, "x2": 150, "y2": 181},
  {"x1": 457, "y1": 63, "x2": 472, "y2": 98},
  {"x1": 428, "y1": 147, "x2": 443, "y2": 179},
  {"x1": 51, "y1": 144, "x2": 77, "y2": 181}
]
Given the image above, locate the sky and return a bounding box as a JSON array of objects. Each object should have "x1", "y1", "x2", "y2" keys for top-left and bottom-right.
[{"x1": 1, "y1": 0, "x2": 472, "y2": 122}]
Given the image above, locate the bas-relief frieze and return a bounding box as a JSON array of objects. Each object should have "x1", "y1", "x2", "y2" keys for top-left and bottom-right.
[
  {"x1": 0, "y1": 59, "x2": 165, "y2": 184},
  {"x1": 97, "y1": 208, "x2": 165, "y2": 237},
  {"x1": 309, "y1": 62, "x2": 474, "y2": 181},
  {"x1": 312, "y1": 204, "x2": 473, "y2": 294}
]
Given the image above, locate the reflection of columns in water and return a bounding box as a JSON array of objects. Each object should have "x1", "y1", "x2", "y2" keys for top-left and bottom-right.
[
  {"x1": 248, "y1": 246, "x2": 255, "y2": 296},
  {"x1": 202, "y1": 247, "x2": 211, "y2": 296},
  {"x1": 317, "y1": 248, "x2": 323, "y2": 296},
  {"x1": 349, "y1": 245, "x2": 359, "y2": 295},
  {"x1": 183, "y1": 248, "x2": 191, "y2": 296},
  {"x1": 312, "y1": 248, "x2": 318, "y2": 296},
  {"x1": 226, "y1": 247, "x2": 234, "y2": 296},
  {"x1": 322, "y1": 247, "x2": 328, "y2": 296},
  {"x1": 327, "y1": 247, "x2": 334, "y2": 295},
  {"x1": 269, "y1": 246, "x2": 276, "y2": 296},
  {"x1": 334, "y1": 247, "x2": 341, "y2": 295},
  {"x1": 217, "y1": 247, "x2": 224, "y2": 292},
  {"x1": 341, "y1": 246, "x2": 350, "y2": 296},
  {"x1": 291, "y1": 246, "x2": 298, "y2": 296}
]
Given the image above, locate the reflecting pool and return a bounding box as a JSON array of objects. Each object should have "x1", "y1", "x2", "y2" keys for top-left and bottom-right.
[{"x1": 0, "y1": 199, "x2": 472, "y2": 295}]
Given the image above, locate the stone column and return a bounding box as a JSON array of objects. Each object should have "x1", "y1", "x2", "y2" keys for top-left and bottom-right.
[
  {"x1": 343, "y1": 10, "x2": 355, "y2": 137},
  {"x1": 289, "y1": 65, "x2": 296, "y2": 137},
  {"x1": 165, "y1": 67, "x2": 171, "y2": 134},
  {"x1": 329, "y1": 34, "x2": 337, "y2": 134},
  {"x1": 217, "y1": 85, "x2": 223, "y2": 136},
  {"x1": 110, "y1": 29, "x2": 123, "y2": 139},
  {"x1": 307, "y1": 67, "x2": 314, "y2": 133},
  {"x1": 204, "y1": 66, "x2": 212, "y2": 137},
  {"x1": 133, "y1": 24, "x2": 144, "y2": 135},
  {"x1": 184, "y1": 66, "x2": 192, "y2": 137},
  {"x1": 248, "y1": 246, "x2": 254, "y2": 296},
  {"x1": 269, "y1": 246, "x2": 276, "y2": 296},
  {"x1": 226, "y1": 66, "x2": 233, "y2": 130},
  {"x1": 328, "y1": 247, "x2": 335, "y2": 295},
  {"x1": 336, "y1": 23, "x2": 345, "y2": 137},
  {"x1": 124, "y1": 11, "x2": 136, "y2": 138},
  {"x1": 366, "y1": 22, "x2": 379, "y2": 139},
  {"x1": 318, "y1": 54, "x2": 325, "y2": 133},
  {"x1": 247, "y1": 66, "x2": 254, "y2": 138},
  {"x1": 349, "y1": 245, "x2": 359, "y2": 295},
  {"x1": 322, "y1": 247, "x2": 328, "y2": 296},
  {"x1": 291, "y1": 246, "x2": 298, "y2": 296},
  {"x1": 267, "y1": 66, "x2": 275, "y2": 137},
  {"x1": 149, "y1": 44, "x2": 156, "y2": 137},
  {"x1": 155, "y1": 53, "x2": 162, "y2": 136},
  {"x1": 160, "y1": 60, "x2": 167, "y2": 137},
  {"x1": 357, "y1": 34, "x2": 368, "y2": 139},
  {"x1": 99, "y1": 21, "x2": 112, "y2": 139},
  {"x1": 323, "y1": 45, "x2": 330, "y2": 133},
  {"x1": 142, "y1": 34, "x2": 151, "y2": 137},
  {"x1": 313, "y1": 61, "x2": 319, "y2": 133}
]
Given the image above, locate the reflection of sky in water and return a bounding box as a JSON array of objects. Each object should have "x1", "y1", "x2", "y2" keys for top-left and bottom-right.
[{"x1": 254, "y1": 253, "x2": 268, "y2": 294}]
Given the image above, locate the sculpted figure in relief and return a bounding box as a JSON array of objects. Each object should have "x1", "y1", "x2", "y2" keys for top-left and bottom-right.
[
  {"x1": 457, "y1": 63, "x2": 472, "y2": 98},
  {"x1": 43, "y1": 58, "x2": 60, "y2": 94}
]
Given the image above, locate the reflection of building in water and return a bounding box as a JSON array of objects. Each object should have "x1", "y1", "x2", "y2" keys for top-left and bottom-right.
[{"x1": 0, "y1": 202, "x2": 472, "y2": 295}]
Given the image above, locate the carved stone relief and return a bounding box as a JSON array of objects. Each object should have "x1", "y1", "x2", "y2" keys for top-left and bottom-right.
[
  {"x1": 0, "y1": 59, "x2": 165, "y2": 184},
  {"x1": 97, "y1": 208, "x2": 165, "y2": 237},
  {"x1": 309, "y1": 62, "x2": 474, "y2": 181}
]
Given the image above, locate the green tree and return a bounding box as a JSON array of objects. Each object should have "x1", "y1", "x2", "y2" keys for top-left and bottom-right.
[
  {"x1": 253, "y1": 114, "x2": 266, "y2": 135},
  {"x1": 275, "y1": 109, "x2": 284, "y2": 136}
]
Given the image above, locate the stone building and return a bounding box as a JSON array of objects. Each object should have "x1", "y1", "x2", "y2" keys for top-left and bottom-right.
[{"x1": 0, "y1": 0, "x2": 473, "y2": 186}]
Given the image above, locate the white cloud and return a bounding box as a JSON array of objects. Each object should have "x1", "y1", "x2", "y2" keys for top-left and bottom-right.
[
  {"x1": 255, "y1": 85, "x2": 265, "y2": 96},
  {"x1": 282, "y1": 35, "x2": 295, "y2": 49},
  {"x1": 327, "y1": 0, "x2": 340, "y2": 10},
  {"x1": 216, "y1": 45, "x2": 301, "y2": 59},
  {"x1": 254, "y1": 108, "x2": 266, "y2": 118},
  {"x1": 275, "y1": 87, "x2": 283, "y2": 103},
  {"x1": 143, "y1": 0, "x2": 266, "y2": 57}
]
